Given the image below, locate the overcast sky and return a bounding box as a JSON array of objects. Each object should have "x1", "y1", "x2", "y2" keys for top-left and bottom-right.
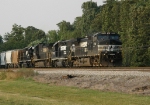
[{"x1": 0, "y1": 0, "x2": 104, "y2": 36}]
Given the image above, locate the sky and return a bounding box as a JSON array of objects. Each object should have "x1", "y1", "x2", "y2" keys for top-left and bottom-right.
[{"x1": 0, "y1": 0, "x2": 104, "y2": 36}]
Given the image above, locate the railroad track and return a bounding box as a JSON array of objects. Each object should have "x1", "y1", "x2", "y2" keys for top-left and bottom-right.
[
  {"x1": 1, "y1": 67, "x2": 150, "y2": 72},
  {"x1": 33, "y1": 67, "x2": 150, "y2": 72}
]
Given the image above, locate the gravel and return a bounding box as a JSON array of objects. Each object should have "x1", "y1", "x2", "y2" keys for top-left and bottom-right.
[
  {"x1": 35, "y1": 70, "x2": 150, "y2": 77},
  {"x1": 33, "y1": 69, "x2": 150, "y2": 95}
]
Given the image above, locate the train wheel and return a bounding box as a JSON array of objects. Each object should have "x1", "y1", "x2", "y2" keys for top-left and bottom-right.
[
  {"x1": 19, "y1": 63, "x2": 22, "y2": 68},
  {"x1": 90, "y1": 58, "x2": 94, "y2": 67},
  {"x1": 27, "y1": 62, "x2": 31, "y2": 68},
  {"x1": 52, "y1": 61, "x2": 57, "y2": 67},
  {"x1": 62, "y1": 60, "x2": 67, "y2": 67},
  {"x1": 44, "y1": 61, "x2": 47, "y2": 67},
  {"x1": 52, "y1": 61, "x2": 55, "y2": 67},
  {"x1": 66, "y1": 58, "x2": 73, "y2": 67},
  {"x1": 5, "y1": 64, "x2": 8, "y2": 69},
  {"x1": 68, "y1": 61, "x2": 73, "y2": 67}
]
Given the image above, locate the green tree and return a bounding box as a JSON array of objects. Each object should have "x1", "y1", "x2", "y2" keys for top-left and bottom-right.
[
  {"x1": 25, "y1": 26, "x2": 46, "y2": 46},
  {"x1": 57, "y1": 20, "x2": 74, "y2": 40},
  {"x1": 90, "y1": 7, "x2": 102, "y2": 33},
  {"x1": 81, "y1": 1, "x2": 99, "y2": 35},
  {"x1": 72, "y1": 17, "x2": 83, "y2": 38},
  {"x1": 119, "y1": 0, "x2": 133, "y2": 66},
  {"x1": 0, "y1": 35, "x2": 3, "y2": 44},
  {"x1": 3, "y1": 24, "x2": 25, "y2": 50},
  {"x1": 118, "y1": 0, "x2": 150, "y2": 66},
  {"x1": 0, "y1": 35, "x2": 3, "y2": 52},
  {"x1": 130, "y1": 1, "x2": 150, "y2": 66},
  {"x1": 47, "y1": 30, "x2": 59, "y2": 43}
]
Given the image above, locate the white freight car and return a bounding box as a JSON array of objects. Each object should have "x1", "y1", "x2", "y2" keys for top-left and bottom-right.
[{"x1": 0, "y1": 52, "x2": 6, "y2": 68}]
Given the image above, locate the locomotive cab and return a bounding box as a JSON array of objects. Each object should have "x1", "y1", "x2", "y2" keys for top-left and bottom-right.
[
  {"x1": 52, "y1": 41, "x2": 68, "y2": 58},
  {"x1": 92, "y1": 32, "x2": 122, "y2": 66},
  {"x1": 74, "y1": 38, "x2": 89, "y2": 57}
]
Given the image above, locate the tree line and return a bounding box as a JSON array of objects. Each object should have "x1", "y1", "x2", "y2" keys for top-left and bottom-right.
[{"x1": 0, "y1": 0, "x2": 150, "y2": 66}]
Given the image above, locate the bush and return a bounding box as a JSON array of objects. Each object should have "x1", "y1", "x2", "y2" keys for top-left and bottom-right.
[
  {"x1": 0, "y1": 69, "x2": 38, "y2": 80},
  {"x1": 16, "y1": 68, "x2": 38, "y2": 78}
]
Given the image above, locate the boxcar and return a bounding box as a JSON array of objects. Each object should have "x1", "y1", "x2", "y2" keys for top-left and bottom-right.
[
  {"x1": 0, "y1": 51, "x2": 6, "y2": 68},
  {"x1": 12, "y1": 49, "x2": 20, "y2": 68},
  {"x1": 5, "y1": 50, "x2": 13, "y2": 68}
]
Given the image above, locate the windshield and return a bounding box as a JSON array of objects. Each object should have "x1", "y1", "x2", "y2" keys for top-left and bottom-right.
[
  {"x1": 97, "y1": 34, "x2": 119, "y2": 40},
  {"x1": 109, "y1": 35, "x2": 119, "y2": 40}
]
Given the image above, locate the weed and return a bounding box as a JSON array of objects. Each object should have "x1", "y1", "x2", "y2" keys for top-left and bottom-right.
[
  {"x1": 16, "y1": 68, "x2": 38, "y2": 78},
  {"x1": 0, "y1": 72, "x2": 6, "y2": 80},
  {"x1": 0, "y1": 68, "x2": 38, "y2": 80}
]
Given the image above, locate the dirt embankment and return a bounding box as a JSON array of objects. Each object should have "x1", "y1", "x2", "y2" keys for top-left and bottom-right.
[{"x1": 33, "y1": 70, "x2": 150, "y2": 95}]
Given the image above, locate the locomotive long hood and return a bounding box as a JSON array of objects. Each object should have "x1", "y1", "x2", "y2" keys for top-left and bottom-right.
[{"x1": 98, "y1": 39, "x2": 122, "y2": 45}]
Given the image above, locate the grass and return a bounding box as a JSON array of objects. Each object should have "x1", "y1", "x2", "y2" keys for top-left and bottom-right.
[{"x1": 0, "y1": 69, "x2": 150, "y2": 105}]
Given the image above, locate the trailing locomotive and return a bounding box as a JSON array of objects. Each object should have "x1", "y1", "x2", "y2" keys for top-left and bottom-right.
[{"x1": 0, "y1": 32, "x2": 122, "y2": 68}]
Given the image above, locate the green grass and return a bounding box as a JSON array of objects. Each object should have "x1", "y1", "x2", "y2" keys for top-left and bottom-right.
[{"x1": 0, "y1": 78, "x2": 150, "y2": 105}]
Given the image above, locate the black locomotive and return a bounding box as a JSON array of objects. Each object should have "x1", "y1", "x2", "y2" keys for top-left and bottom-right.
[{"x1": 0, "y1": 32, "x2": 122, "y2": 68}]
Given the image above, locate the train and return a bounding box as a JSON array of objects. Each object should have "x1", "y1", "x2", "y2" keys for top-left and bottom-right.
[{"x1": 0, "y1": 32, "x2": 122, "y2": 68}]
